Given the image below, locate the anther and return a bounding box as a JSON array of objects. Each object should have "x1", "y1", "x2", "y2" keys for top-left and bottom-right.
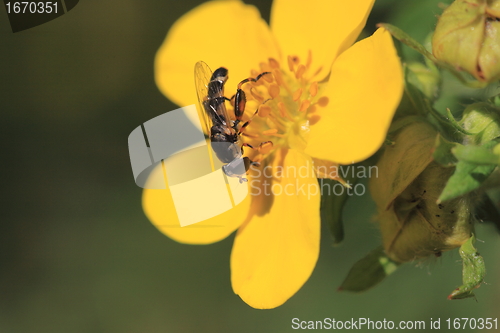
[
  {"x1": 292, "y1": 88, "x2": 303, "y2": 101},
  {"x1": 263, "y1": 74, "x2": 274, "y2": 83},
  {"x1": 295, "y1": 64, "x2": 306, "y2": 79},
  {"x1": 299, "y1": 99, "x2": 311, "y2": 112},
  {"x1": 309, "y1": 82, "x2": 318, "y2": 97},
  {"x1": 307, "y1": 114, "x2": 321, "y2": 125},
  {"x1": 250, "y1": 88, "x2": 265, "y2": 103},
  {"x1": 259, "y1": 62, "x2": 271, "y2": 73},
  {"x1": 268, "y1": 84, "x2": 281, "y2": 98},
  {"x1": 272, "y1": 69, "x2": 285, "y2": 87},
  {"x1": 317, "y1": 96, "x2": 329, "y2": 107},
  {"x1": 268, "y1": 58, "x2": 280, "y2": 69},
  {"x1": 258, "y1": 104, "x2": 272, "y2": 118}
]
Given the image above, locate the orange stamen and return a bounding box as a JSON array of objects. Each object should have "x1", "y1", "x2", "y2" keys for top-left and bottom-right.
[
  {"x1": 292, "y1": 88, "x2": 303, "y2": 101},
  {"x1": 308, "y1": 114, "x2": 321, "y2": 125},
  {"x1": 278, "y1": 101, "x2": 287, "y2": 118},
  {"x1": 268, "y1": 84, "x2": 281, "y2": 98},
  {"x1": 295, "y1": 65, "x2": 306, "y2": 79},
  {"x1": 258, "y1": 104, "x2": 272, "y2": 118},
  {"x1": 317, "y1": 96, "x2": 329, "y2": 107},
  {"x1": 299, "y1": 99, "x2": 311, "y2": 112},
  {"x1": 268, "y1": 58, "x2": 280, "y2": 69},
  {"x1": 309, "y1": 82, "x2": 318, "y2": 97},
  {"x1": 259, "y1": 62, "x2": 271, "y2": 73},
  {"x1": 250, "y1": 88, "x2": 265, "y2": 103},
  {"x1": 272, "y1": 69, "x2": 285, "y2": 87}
]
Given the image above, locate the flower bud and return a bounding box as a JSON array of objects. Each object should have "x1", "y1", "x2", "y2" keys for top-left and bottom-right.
[
  {"x1": 460, "y1": 102, "x2": 500, "y2": 144},
  {"x1": 432, "y1": 0, "x2": 500, "y2": 82},
  {"x1": 406, "y1": 62, "x2": 441, "y2": 100},
  {"x1": 371, "y1": 120, "x2": 475, "y2": 263}
]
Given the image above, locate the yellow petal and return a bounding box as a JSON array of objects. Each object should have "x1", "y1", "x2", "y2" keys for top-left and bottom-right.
[
  {"x1": 231, "y1": 149, "x2": 320, "y2": 309},
  {"x1": 142, "y1": 158, "x2": 251, "y2": 245},
  {"x1": 155, "y1": 0, "x2": 280, "y2": 107},
  {"x1": 271, "y1": 0, "x2": 374, "y2": 80},
  {"x1": 305, "y1": 28, "x2": 403, "y2": 164}
]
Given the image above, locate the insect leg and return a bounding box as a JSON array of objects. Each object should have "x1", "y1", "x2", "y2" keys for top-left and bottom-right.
[
  {"x1": 236, "y1": 99, "x2": 272, "y2": 135},
  {"x1": 242, "y1": 141, "x2": 274, "y2": 154},
  {"x1": 233, "y1": 72, "x2": 272, "y2": 123},
  {"x1": 237, "y1": 71, "x2": 272, "y2": 90}
]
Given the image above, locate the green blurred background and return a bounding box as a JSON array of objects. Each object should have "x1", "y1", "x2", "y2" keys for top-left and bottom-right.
[{"x1": 1, "y1": 0, "x2": 499, "y2": 332}]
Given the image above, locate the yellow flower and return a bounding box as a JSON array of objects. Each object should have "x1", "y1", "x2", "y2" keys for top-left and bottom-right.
[{"x1": 144, "y1": 0, "x2": 403, "y2": 309}]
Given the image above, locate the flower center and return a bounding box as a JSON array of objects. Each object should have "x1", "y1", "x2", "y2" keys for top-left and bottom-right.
[{"x1": 233, "y1": 52, "x2": 329, "y2": 164}]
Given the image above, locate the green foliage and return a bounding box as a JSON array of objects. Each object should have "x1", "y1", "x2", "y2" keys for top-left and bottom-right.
[{"x1": 339, "y1": 246, "x2": 400, "y2": 292}]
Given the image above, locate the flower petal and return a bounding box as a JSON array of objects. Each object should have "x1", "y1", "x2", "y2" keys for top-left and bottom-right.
[
  {"x1": 155, "y1": 0, "x2": 280, "y2": 107},
  {"x1": 142, "y1": 160, "x2": 251, "y2": 245},
  {"x1": 271, "y1": 0, "x2": 374, "y2": 80},
  {"x1": 231, "y1": 149, "x2": 320, "y2": 309},
  {"x1": 305, "y1": 28, "x2": 403, "y2": 164}
]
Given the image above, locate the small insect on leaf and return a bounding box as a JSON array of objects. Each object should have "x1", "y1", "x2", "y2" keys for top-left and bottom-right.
[{"x1": 448, "y1": 235, "x2": 485, "y2": 300}]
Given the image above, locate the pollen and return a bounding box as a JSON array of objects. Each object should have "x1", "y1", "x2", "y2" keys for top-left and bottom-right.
[{"x1": 239, "y1": 53, "x2": 329, "y2": 160}]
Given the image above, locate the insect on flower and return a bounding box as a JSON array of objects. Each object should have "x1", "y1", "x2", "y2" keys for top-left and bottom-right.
[{"x1": 194, "y1": 61, "x2": 273, "y2": 182}]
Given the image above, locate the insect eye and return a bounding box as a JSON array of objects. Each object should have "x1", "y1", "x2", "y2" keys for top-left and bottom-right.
[{"x1": 212, "y1": 67, "x2": 228, "y2": 81}]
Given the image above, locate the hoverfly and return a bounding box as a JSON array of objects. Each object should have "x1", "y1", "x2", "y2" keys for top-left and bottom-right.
[{"x1": 194, "y1": 61, "x2": 272, "y2": 183}]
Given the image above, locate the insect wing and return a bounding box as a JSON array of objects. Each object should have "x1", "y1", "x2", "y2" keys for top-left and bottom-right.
[{"x1": 194, "y1": 61, "x2": 213, "y2": 137}]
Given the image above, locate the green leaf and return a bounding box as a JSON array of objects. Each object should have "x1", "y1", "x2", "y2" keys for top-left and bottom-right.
[
  {"x1": 438, "y1": 161, "x2": 496, "y2": 202},
  {"x1": 452, "y1": 144, "x2": 500, "y2": 165},
  {"x1": 433, "y1": 134, "x2": 459, "y2": 167},
  {"x1": 438, "y1": 140, "x2": 498, "y2": 202},
  {"x1": 339, "y1": 246, "x2": 400, "y2": 292},
  {"x1": 378, "y1": 23, "x2": 436, "y2": 62},
  {"x1": 448, "y1": 235, "x2": 485, "y2": 300}
]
